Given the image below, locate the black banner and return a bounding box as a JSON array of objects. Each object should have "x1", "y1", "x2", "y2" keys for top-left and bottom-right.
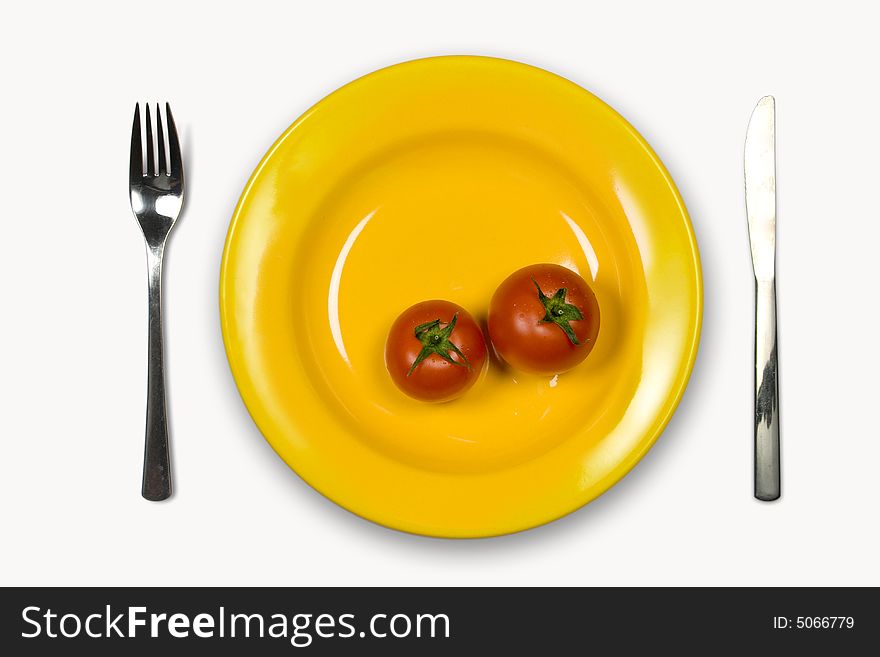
[{"x1": 1, "y1": 587, "x2": 874, "y2": 653}]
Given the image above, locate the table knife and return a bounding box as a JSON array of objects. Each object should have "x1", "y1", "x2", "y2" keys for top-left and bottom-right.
[{"x1": 744, "y1": 95, "x2": 780, "y2": 501}]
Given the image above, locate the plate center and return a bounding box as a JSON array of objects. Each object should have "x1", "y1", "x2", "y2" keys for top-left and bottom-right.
[{"x1": 294, "y1": 132, "x2": 647, "y2": 474}]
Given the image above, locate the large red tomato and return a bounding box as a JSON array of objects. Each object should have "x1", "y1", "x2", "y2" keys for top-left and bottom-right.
[
  {"x1": 385, "y1": 300, "x2": 487, "y2": 402},
  {"x1": 487, "y1": 264, "x2": 600, "y2": 375}
]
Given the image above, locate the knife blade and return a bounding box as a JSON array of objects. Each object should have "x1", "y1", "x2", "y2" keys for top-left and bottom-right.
[
  {"x1": 744, "y1": 95, "x2": 780, "y2": 501},
  {"x1": 746, "y1": 96, "x2": 777, "y2": 281}
]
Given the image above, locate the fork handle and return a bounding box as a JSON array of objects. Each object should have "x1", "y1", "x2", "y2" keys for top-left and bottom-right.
[
  {"x1": 143, "y1": 243, "x2": 172, "y2": 501},
  {"x1": 754, "y1": 277, "x2": 780, "y2": 501}
]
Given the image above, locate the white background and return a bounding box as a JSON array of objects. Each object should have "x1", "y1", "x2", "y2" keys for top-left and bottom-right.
[{"x1": 2, "y1": 0, "x2": 878, "y2": 587}]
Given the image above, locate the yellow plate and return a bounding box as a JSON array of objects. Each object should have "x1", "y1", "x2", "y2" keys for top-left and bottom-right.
[{"x1": 220, "y1": 56, "x2": 702, "y2": 537}]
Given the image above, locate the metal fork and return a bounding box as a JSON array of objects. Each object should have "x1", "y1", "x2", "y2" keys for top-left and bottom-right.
[{"x1": 130, "y1": 103, "x2": 184, "y2": 501}]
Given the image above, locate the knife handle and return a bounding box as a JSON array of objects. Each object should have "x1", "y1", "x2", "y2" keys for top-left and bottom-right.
[{"x1": 754, "y1": 278, "x2": 780, "y2": 501}]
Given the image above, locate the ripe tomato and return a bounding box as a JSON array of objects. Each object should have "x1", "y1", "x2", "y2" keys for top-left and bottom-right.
[
  {"x1": 487, "y1": 264, "x2": 600, "y2": 375},
  {"x1": 385, "y1": 300, "x2": 488, "y2": 402}
]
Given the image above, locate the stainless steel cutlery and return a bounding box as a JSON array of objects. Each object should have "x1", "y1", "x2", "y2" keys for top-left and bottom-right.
[
  {"x1": 129, "y1": 103, "x2": 184, "y2": 501},
  {"x1": 122, "y1": 95, "x2": 781, "y2": 506},
  {"x1": 744, "y1": 96, "x2": 780, "y2": 501}
]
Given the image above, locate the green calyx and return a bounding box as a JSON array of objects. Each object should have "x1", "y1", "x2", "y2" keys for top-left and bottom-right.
[
  {"x1": 533, "y1": 278, "x2": 585, "y2": 346},
  {"x1": 407, "y1": 313, "x2": 471, "y2": 376}
]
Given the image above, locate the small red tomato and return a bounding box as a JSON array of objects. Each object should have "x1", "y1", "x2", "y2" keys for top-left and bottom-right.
[
  {"x1": 488, "y1": 264, "x2": 600, "y2": 375},
  {"x1": 385, "y1": 300, "x2": 488, "y2": 402}
]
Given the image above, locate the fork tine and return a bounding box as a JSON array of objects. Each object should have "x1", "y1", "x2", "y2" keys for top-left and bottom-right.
[
  {"x1": 130, "y1": 104, "x2": 143, "y2": 180},
  {"x1": 145, "y1": 103, "x2": 155, "y2": 176},
  {"x1": 156, "y1": 103, "x2": 167, "y2": 176},
  {"x1": 165, "y1": 103, "x2": 182, "y2": 178}
]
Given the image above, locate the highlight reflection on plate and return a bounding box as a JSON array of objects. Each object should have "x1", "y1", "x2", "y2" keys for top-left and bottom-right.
[{"x1": 220, "y1": 56, "x2": 702, "y2": 537}]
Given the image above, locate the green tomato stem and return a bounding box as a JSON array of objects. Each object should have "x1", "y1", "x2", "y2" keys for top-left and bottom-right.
[
  {"x1": 532, "y1": 278, "x2": 586, "y2": 346},
  {"x1": 407, "y1": 313, "x2": 471, "y2": 376}
]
